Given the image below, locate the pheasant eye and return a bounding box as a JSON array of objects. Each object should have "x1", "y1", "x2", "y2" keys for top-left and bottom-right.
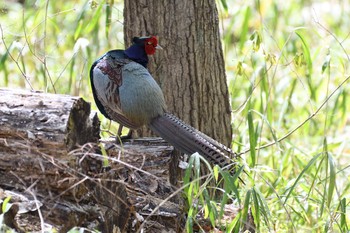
[
  {"x1": 144, "y1": 36, "x2": 158, "y2": 55},
  {"x1": 146, "y1": 36, "x2": 158, "y2": 46}
]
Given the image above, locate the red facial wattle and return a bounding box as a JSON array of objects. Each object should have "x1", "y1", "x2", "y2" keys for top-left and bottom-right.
[{"x1": 145, "y1": 36, "x2": 158, "y2": 55}]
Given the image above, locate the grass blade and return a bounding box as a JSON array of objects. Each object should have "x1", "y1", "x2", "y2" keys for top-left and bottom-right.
[
  {"x1": 239, "y1": 6, "x2": 251, "y2": 50},
  {"x1": 339, "y1": 198, "x2": 348, "y2": 232},
  {"x1": 219, "y1": 0, "x2": 228, "y2": 12},
  {"x1": 105, "y1": 0, "x2": 114, "y2": 38},
  {"x1": 284, "y1": 152, "x2": 322, "y2": 205},
  {"x1": 327, "y1": 152, "x2": 336, "y2": 208},
  {"x1": 248, "y1": 110, "x2": 256, "y2": 167},
  {"x1": 252, "y1": 188, "x2": 260, "y2": 231},
  {"x1": 241, "y1": 189, "x2": 252, "y2": 230}
]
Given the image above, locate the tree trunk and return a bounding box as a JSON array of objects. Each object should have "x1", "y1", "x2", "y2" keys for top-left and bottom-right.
[{"x1": 124, "y1": 0, "x2": 232, "y2": 147}]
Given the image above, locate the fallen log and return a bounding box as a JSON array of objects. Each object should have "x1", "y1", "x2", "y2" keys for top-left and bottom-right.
[
  {"x1": 0, "y1": 88, "x2": 100, "y2": 195},
  {"x1": 0, "y1": 88, "x2": 182, "y2": 232},
  {"x1": 0, "y1": 88, "x2": 103, "y2": 231}
]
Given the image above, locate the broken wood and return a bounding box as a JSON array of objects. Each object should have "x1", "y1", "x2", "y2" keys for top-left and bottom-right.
[
  {"x1": 0, "y1": 88, "x2": 100, "y2": 195},
  {"x1": 0, "y1": 88, "x2": 182, "y2": 232},
  {"x1": 100, "y1": 138, "x2": 182, "y2": 232}
]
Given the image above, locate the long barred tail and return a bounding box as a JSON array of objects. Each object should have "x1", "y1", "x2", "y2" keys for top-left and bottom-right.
[{"x1": 149, "y1": 113, "x2": 237, "y2": 172}]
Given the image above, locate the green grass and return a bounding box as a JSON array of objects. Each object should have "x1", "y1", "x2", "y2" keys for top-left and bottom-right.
[
  {"x1": 1, "y1": 0, "x2": 349, "y2": 232},
  {"x1": 220, "y1": 0, "x2": 350, "y2": 232}
]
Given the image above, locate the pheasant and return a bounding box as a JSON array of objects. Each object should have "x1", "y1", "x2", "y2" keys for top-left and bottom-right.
[{"x1": 90, "y1": 36, "x2": 236, "y2": 172}]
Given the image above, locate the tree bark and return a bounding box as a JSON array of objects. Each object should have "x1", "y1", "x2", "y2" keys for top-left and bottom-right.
[{"x1": 124, "y1": 0, "x2": 232, "y2": 147}]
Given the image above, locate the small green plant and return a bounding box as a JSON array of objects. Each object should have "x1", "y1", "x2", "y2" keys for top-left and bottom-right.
[
  {"x1": 183, "y1": 153, "x2": 246, "y2": 232},
  {"x1": 0, "y1": 196, "x2": 16, "y2": 233}
]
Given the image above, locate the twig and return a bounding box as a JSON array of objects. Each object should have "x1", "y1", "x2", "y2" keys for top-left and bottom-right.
[
  {"x1": 43, "y1": 0, "x2": 56, "y2": 93},
  {"x1": 0, "y1": 24, "x2": 34, "y2": 90}
]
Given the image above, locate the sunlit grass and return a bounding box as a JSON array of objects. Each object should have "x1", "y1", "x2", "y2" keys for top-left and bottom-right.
[
  {"x1": 220, "y1": 0, "x2": 350, "y2": 232},
  {"x1": 0, "y1": 0, "x2": 349, "y2": 232}
]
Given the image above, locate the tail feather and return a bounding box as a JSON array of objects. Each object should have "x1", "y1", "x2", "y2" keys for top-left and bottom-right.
[
  {"x1": 178, "y1": 117, "x2": 235, "y2": 156},
  {"x1": 149, "y1": 114, "x2": 196, "y2": 155},
  {"x1": 149, "y1": 113, "x2": 236, "y2": 171}
]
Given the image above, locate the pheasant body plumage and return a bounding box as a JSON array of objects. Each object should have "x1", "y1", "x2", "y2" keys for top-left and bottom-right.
[{"x1": 90, "y1": 36, "x2": 236, "y2": 171}]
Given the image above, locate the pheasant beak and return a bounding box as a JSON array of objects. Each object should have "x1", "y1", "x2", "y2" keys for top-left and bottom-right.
[{"x1": 155, "y1": 44, "x2": 163, "y2": 50}]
